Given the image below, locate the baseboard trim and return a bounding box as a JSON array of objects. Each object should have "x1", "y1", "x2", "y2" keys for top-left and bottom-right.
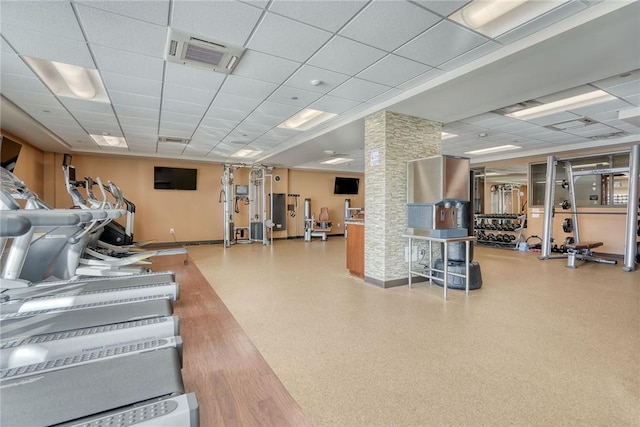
[{"x1": 364, "y1": 275, "x2": 428, "y2": 289}]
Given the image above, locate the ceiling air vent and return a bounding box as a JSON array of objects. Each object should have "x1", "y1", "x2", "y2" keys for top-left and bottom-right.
[
  {"x1": 165, "y1": 29, "x2": 244, "y2": 74},
  {"x1": 589, "y1": 131, "x2": 626, "y2": 140},
  {"x1": 158, "y1": 136, "x2": 191, "y2": 144},
  {"x1": 545, "y1": 117, "x2": 597, "y2": 131}
]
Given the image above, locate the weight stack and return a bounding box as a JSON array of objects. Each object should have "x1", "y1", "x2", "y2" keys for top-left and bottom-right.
[{"x1": 431, "y1": 258, "x2": 483, "y2": 290}]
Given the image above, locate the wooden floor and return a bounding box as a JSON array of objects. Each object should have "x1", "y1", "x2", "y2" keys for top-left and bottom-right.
[{"x1": 151, "y1": 254, "x2": 311, "y2": 427}]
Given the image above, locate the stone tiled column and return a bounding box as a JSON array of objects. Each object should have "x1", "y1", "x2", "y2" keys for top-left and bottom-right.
[{"x1": 364, "y1": 111, "x2": 441, "y2": 287}]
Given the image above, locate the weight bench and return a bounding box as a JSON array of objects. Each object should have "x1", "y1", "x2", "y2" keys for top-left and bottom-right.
[{"x1": 565, "y1": 241, "x2": 617, "y2": 268}]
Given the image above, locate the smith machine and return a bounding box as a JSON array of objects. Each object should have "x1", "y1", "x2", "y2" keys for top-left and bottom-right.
[
  {"x1": 220, "y1": 164, "x2": 274, "y2": 248},
  {"x1": 539, "y1": 144, "x2": 639, "y2": 271}
]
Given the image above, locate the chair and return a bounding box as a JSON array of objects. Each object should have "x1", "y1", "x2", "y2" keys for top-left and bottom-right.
[{"x1": 312, "y1": 207, "x2": 332, "y2": 241}]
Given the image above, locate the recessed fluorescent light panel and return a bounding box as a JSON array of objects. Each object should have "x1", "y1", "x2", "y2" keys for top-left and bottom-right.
[
  {"x1": 278, "y1": 109, "x2": 337, "y2": 131},
  {"x1": 441, "y1": 132, "x2": 458, "y2": 140},
  {"x1": 506, "y1": 90, "x2": 616, "y2": 120},
  {"x1": 450, "y1": 0, "x2": 565, "y2": 38},
  {"x1": 465, "y1": 144, "x2": 521, "y2": 155},
  {"x1": 90, "y1": 134, "x2": 128, "y2": 148},
  {"x1": 232, "y1": 149, "x2": 262, "y2": 158},
  {"x1": 322, "y1": 157, "x2": 353, "y2": 165},
  {"x1": 24, "y1": 57, "x2": 109, "y2": 102}
]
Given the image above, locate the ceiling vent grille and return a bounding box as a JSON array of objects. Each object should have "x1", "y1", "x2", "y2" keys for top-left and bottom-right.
[
  {"x1": 545, "y1": 117, "x2": 597, "y2": 131},
  {"x1": 165, "y1": 29, "x2": 244, "y2": 74},
  {"x1": 158, "y1": 136, "x2": 191, "y2": 144}
]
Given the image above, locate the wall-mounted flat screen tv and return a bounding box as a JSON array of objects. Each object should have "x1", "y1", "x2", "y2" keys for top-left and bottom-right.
[
  {"x1": 334, "y1": 177, "x2": 359, "y2": 195},
  {"x1": 154, "y1": 166, "x2": 197, "y2": 190}
]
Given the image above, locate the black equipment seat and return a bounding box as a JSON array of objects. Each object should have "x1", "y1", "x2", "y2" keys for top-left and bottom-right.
[{"x1": 565, "y1": 241, "x2": 617, "y2": 268}]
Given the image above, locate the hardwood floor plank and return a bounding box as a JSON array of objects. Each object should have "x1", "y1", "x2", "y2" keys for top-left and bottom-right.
[{"x1": 151, "y1": 255, "x2": 311, "y2": 427}]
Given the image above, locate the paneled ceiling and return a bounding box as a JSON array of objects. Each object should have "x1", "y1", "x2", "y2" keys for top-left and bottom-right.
[{"x1": 1, "y1": 0, "x2": 639, "y2": 173}]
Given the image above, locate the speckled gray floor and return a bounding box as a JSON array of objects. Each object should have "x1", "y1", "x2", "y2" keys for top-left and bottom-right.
[{"x1": 189, "y1": 239, "x2": 639, "y2": 427}]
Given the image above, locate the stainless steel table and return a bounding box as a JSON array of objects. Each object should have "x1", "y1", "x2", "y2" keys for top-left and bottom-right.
[{"x1": 403, "y1": 234, "x2": 476, "y2": 300}]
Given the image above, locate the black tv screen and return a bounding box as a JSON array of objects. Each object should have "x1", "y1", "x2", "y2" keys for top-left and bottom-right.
[
  {"x1": 154, "y1": 167, "x2": 197, "y2": 190},
  {"x1": 334, "y1": 177, "x2": 359, "y2": 195}
]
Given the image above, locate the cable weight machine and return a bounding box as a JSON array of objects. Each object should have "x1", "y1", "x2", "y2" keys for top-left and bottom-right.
[{"x1": 220, "y1": 164, "x2": 274, "y2": 248}]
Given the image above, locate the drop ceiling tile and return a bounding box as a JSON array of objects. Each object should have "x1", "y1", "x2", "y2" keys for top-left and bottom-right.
[
  {"x1": 102, "y1": 72, "x2": 162, "y2": 98},
  {"x1": 587, "y1": 110, "x2": 619, "y2": 122},
  {"x1": 21, "y1": 105, "x2": 70, "y2": 120},
  {"x1": 113, "y1": 105, "x2": 159, "y2": 120},
  {"x1": 357, "y1": 54, "x2": 432, "y2": 87},
  {"x1": 497, "y1": 1, "x2": 588, "y2": 45},
  {"x1": 412, "y1": 0, "x2": 471, "y2": 17},
  {"x1": 193, "y1": 127, "x2": 229, "y2": 140},
  {"x1": 161, "y1": 111, "x2": 203, "y2": 126},
  {"x1": 204, "y1": 107, "x2": 249, "y2": 122},
  {"x1": 0, "y1": 74, "x2": 50, "y2": 94},
  {"x1": 267, "y1": 86, "x2": 322, "y2": 107},
  {"x1": 1, "y1": 1, "x2": 85, "y2": 41},
  {"x1": 308, "y1": 36, "x2": 386, "y2": 76},
  {"x1": 172, "y1": 0, "x2": 262, "y2": 46},
  {"x1": 77, "y1": 5, "x2": 167, "y2": 58},
  {"x1": 109, "y1": 91, "x2": 161, "y2": 110},
  {"x1": 1, "y1": 53, "x2": 34, "y2": 77},
  {"x1": 156, "y1": 144, "x2": 186, "y2": 155},
  {"x1": 366, "y1": 88, "x2": 403, "y2": 105},
  {"x1": 329, "y1": 78, "x2": 390, "y2": 102},
  {"x1": 623, "y1": 94, "x2": 640, "y2": 107},
  {"x1": 235, "y1": 122, "x2": 273, "y2": 134},
  {"x1": 397, "y1": 68, "x2": 447, "y2": 90},
  {"x1": 341, "y1": 1, "x2": 440, "y2": 52},
  {"x1": 183, "y1": 145, "x2": 212, "y2": 157},
  {"x1": 200, "y1": 116, "x2": 238, "y2": 131},
  {"x1": 308, "y1": 94, "x2": 361, "y2": 115},
  {"x1": 284, "y1": 65, "x2": 351, "y2": 94},
  {"x1": 75, "y1": 1, "x2": 170, "y2": 26},
  {"x1": 248, "y1": 13, "x2": 332, "y2": 62},
  {"x1": 1, "y1": 38, "x2": 16, "y2": 54},
  {"x1": 568, "y1": 98, "x2": 631, "y2": 117},
  {"x1": 601, "y1": 80, "x2": 640, "y2": 98},
  {"x1": 268, "y1": 0, "x2": 365, "y2": 32},
  {"x1": 68, "y1": 110, "x2": 117, "y2": 123},
  {"x1": 92, "y1": 46, "x2": 164, "y2": 81},
  {"x1": 157, "y1": 124, "x2": 194, "y2": 138},
  {"x1": 564, "y1": 123, "x2": 618, "y2": 137},
  {"x1": 164, "y1": 62, "x2": 226, "y2": 91},
  {"x1": 1, "y1": 25, "x2": 95, "y2": 68},
  {"x1": 61, "y1": 98, "x2": 115, "y2": 114},
  {"x1": 210, "y1": 93, "x2": 262, "y2": 114},
  {"x1": 162, "y1": 99, "x2": 209, "y2": 117},
  {"x1": 243, "y1": 112, "x2": 289, "y2": 127},
  {"x1": 220, "y1": 76, "x2": 278, "y2": 100},
  {"x1": 126, "y1": 144, "x2": 157, "y2": 153},
  {"x1": 121, "y1": 124, "x2": 158, "y2": 136},
  {"x1": 36, "y1": 116, "x2": 80, "y2": 129},
  {"x1": 591, "y1": 69, "x2": 640, "y2": 90},
  {"x1": 1, "y1": 90, "x2": 63, "y2": 108},
  {"x1": 439, "y1": 41, "x2": 501, "y2": 71},
  {"x1": 119, "y1": 116, "x2": 159, "y2": 129},
  {"x1": 163, "y1": 83, "x2": 216, "y2": 105},
  {"x1": 395, "y1": 20, "x2": 487, "y2": 67},
  {"x1": 232, "y1": 50, "x2": 301, "y2": 84},
  {"x1": 254, "y1": 101, "x2": 300, "y2": 118}
]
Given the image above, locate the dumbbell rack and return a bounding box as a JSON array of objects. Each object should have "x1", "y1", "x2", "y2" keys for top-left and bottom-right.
[{"x1": 474, "y1": 213, "x2": 526, "y2": 249}]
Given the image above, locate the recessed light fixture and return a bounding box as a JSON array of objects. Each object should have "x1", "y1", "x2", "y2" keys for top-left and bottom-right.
[
  {"x1": 465, "y1": 144, "x2": 521, "y2": 155},
  {"x1": 278, "y1": 108, "x2": 337, "y2": 131},
  {"x1": 24, "y1": 57, "x2": 109, "y2": 102},
  {"x1": 505, "y1": 90, "x2": 616, "y2": 120},
  {"x1": 441, "y1": 132, "x2": 458, "y2": 140},
  {"x1": 322, "y1": 157, "x2": 353, "y2": 165},
  {"x1": 232, "y1": 148, "x2": 262, "y2": 158},
  {"x1": 90, "y1": 134, "x2": 128, "y2": 148},
  {"x1": 450, "y1": 0, "x2": 564, "y2": 38}
]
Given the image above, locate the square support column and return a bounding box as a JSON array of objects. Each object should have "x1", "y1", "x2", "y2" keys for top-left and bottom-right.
[{"x1": 364, "y1": 111, "x2": 441, "y2": 287}]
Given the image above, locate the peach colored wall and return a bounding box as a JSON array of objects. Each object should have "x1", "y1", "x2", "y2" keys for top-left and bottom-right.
[
  {"x1": 526, "y1": 206, "x2": 629, "y2": 255},
  {"x1": 48, "y1": 153, "x2": 364, "y2": 243},
  {"x1": 288, "y1": 169, "x2": 365, "y2": 238},
  {"x1": 2, "y1": 131, "x2": 44, "y2": 198},
  {"x1": 52, "y1": 153, "x2": 224, "y2": 243}
]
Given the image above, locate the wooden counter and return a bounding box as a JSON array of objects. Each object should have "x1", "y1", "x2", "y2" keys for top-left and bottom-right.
[{"x1": 346, "y1": 222, "x2": 364, "y2": 278}]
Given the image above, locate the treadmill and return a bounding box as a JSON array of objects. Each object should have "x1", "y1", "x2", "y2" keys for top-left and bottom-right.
[{"x1": 0, "y1": 348, "x2": 199, "y2": 426}]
